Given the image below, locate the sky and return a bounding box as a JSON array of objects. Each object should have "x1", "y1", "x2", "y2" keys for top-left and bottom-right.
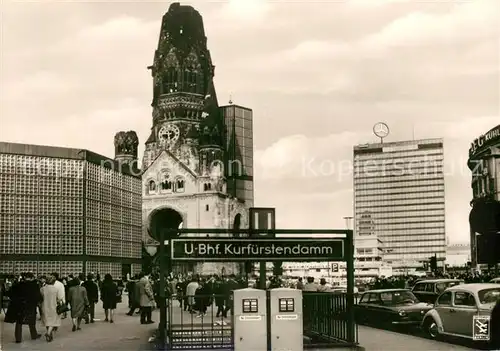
[{"x1": 1, "y1": 0, "x2": 499, "y2": 244}]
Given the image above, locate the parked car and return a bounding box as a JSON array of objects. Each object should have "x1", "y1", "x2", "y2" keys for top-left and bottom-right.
[
  {"x1": 490, "y1": 277, "x2": 500, "y2": 284},
  {"x1": 330, "y1": 286, "x2": 359, "y2": 294},
  {"x1": 421, "y1": 283, "x2": 500, "y2": 342},
  {"x1": 354, "y1": 289, "x2": 433, "y2": 326},
  {"x1": 412, "y1": 279, "x2": 464, "y2": 304}
]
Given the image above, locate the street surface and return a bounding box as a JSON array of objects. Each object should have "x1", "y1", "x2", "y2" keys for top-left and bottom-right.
[
  {"x1": 1, "y1": 295, "x2": 156, "y2": 351},
  {"x1": 1, "y1": 296, "x2": 477, "y2": 351},
  {"x1": 358, "y1": 325, "x2": 474, "y2": 350}
]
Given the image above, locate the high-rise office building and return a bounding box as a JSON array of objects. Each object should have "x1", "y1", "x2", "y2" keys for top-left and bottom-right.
[
  {"x1": 220, "y1": 104, "x2": 254, "y2": 208},
  {"x1": 0, "y1": 140, "x2": 143, "y2": 277},
  {"x1": 353, "y1": 138, "x2": 446, "y2": 273}
]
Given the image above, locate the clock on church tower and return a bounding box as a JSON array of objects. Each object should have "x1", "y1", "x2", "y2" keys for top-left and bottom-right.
[{"x1": 158, "y1": 124, "x2": 180, "y2": 145}]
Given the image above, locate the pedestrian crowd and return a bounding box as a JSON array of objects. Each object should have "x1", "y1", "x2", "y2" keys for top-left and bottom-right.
[
  {"x1": 368, "y1": 271, "x2": 498, "y2": 290},
  {"x1": 126, "y1": 273, "x2": 244, "y2": 325},
  {"x1": 0, "y1": 271, "x2": 131, "y2": 344}
]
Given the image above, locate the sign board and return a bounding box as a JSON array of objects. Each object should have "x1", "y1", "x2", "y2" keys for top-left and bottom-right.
[
  {"x1": 276, "y1": 314, "x2": 298, "y2": 320},
  {"x1": 331, "y1": 263, "x2": 339, "y2": 272},
  {"x1": 469, "y1": 125, "x2": 500, "y2": 157},
  {"x1": 238, "y1": 315, "x2": 262, "y2": 321},
  {"x1": 473, "y1": 315, "x2": 490, "y2": 341},
  {"x1": 171, "y1": 238, "x2": 344, "y2": 261},
  {"x1": 249, "y1": 207, "x2": 275, "y2": 236}
]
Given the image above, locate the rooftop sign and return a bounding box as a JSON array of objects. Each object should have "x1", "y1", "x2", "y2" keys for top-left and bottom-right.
[{"x1": 469, "y1": 125, "x2": 500, "y2": 157}]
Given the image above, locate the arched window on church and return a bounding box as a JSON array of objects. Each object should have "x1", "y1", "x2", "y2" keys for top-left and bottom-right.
[
  {"x1": 163, "y1": 67, "x2": 178, "y2": 94},
  {"x1": 189, "y1": 70, "x2": 198, "y2": 93},
  {"x1": 148, "y1": 180, "x2": 156, "y2": 193},
  {"x1": 183, "y1": 69, "x2": 190, "y2": 92},
  {"x1": 175, "y1": 177, "x2": 185, "y2": 193},
  {"x1": 203, "y1": 183, "x2": 212, "y2": 191},
  {"x1": 160, "y1": 174, "x2": 172, "y2": 191}
]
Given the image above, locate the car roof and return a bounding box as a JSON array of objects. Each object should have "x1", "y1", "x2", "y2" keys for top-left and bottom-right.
[
  {"x1": 414, "y1": 279, "x2": 463, "y2": 284},
  {"x1": 445, "y1": 283, "x2": 500, "y2": 292},
  {"x1": 361, "y1": 289, "x2": 410, "y2": 294}
]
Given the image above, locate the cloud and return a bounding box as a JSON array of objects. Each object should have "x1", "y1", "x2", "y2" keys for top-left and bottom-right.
[
  {"x1": 1, "y1": 0, "x2": 498, "y2": 244},
  {"x1": 366, "y1": 0, "x2": 499, "y2": 47},
  {"x1": 225, "y1": 0, "x2": 499, "y2": 101},
  {"x1": 3, "y1": 71, "x2": 74, "y2": 101},
  {"x1": 255, "y1": 131, "x2": 373, "y2": 180},
  {"x1": 77, "y1": 16, "x2": 158, "y2": 41},
  {"x1": 219, "y1": 0, "x2": 272, "y2": 20}
]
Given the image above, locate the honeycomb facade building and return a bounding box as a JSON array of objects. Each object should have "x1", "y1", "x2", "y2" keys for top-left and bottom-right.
[{"x1": 0, "y1": 137, "x2": 143, "y2": 277}]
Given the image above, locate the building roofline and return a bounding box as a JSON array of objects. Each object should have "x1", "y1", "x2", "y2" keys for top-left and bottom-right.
[
  {"x1": 353, "y1": 138, "x2": 444, "y2": 153},
  {"x1": 0, "y1": 141, "x2": 141, "y2": 178},
  {"x1": 219, "y1": 104, "x2": 252, "y2": 111}
]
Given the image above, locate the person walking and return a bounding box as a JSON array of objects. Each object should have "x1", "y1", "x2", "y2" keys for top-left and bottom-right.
[
  {"x1": 0, "y1": 279, "x2": 5, "y2": 315},
  {"x1": 222, "y1": 275, "x2": 239, "y2": 320},
  {"x1": 68, "y1": 277, "x2": 89, "y2": 331},
  {"x1": 214, "y1": 277, "x2": 225, "y2": 319},
  {"x1": 40, "y1": 275, "x2": 65, "y2": 342},
  {"x1": 4, "y1": 273, "x2": 42, "y2": 343},
  {"x1": 51, "y1": 272, "x2": 66, "y2": 330},
  {"x1": 82, "y1": 274, "x2": 98, "y2": 323},
  {"x1": 126, "y1": 276, "x2": 141, "y2": 316},
  {"x1": 137, "y1": 273, "x2": 155, "y2": 324},
  {"x1": 100, "y1": 274, "x2": 118, "y2": 323},
  {"x1": 317, "y1": 278, "x2": 330, "y2": 292},
  {"x1": 186, "y1": 277, "x2": 199, "y2": 314}
]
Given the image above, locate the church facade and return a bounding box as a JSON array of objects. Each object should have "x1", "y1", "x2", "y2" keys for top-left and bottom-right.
[{"x1": 138, "y1": 3, "x2": 253, "y2": 274}]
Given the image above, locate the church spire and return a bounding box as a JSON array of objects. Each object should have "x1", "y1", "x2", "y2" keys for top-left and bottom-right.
[{"x1": 146, "y1": 2, "x2": 221, "y2": 148}]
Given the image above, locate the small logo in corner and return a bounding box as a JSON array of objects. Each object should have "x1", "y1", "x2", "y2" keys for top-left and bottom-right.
[{"x1": 473, "y1": 315, "x2": 490, "y2": 341}]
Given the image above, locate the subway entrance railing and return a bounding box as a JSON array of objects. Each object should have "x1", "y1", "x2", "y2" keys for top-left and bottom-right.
[{"x1": 155, "y1": 228, "x2": 357, "y2": 350}]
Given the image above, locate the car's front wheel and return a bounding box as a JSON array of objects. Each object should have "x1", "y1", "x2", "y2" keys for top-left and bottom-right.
[{"x1": 423, "y1": 317, "x2": 440, "y2": 339}]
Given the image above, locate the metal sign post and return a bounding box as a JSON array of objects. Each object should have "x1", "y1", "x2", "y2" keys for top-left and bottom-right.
[
  {"x1": 249, "y1": 207, "x2": 275, "y2": 289},
  {"x1": 163, "y1": 228, "x2": 357, "y2": 349}
]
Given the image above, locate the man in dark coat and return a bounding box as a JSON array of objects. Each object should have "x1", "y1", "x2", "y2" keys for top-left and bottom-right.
[
  {"x1": 490, "y1": 297, "x2": 500, "y2": 350},
  {"x1": 126, "y1": 276, "x2": 141, "y2": 315},
  {"x1": 176, "y1": 279, "x2": 187, "y2": 310},
  {"x1": 222, "y1": 275, "x2": 239, "y2": 319},
  {"x1": 82, "y1": 274, "x2": 99, "y2": 323},
  {"x1": 5, "y1": 273, "x2": 42, "y2": 343},
  {"x1": 214, "y1": 277, "x2": 225, "y2": 318}
]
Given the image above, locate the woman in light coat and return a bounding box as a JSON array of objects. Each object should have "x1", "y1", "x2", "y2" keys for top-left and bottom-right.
[
  {"x1": 68, "y1": 278, "x2": 89, "y2": 331},
  {"x1": 137, "y1": 274, "x2": 155, "y2": 324},
  {"x1": 40, "y1": 276, "x2": 64, "y2": 342}
]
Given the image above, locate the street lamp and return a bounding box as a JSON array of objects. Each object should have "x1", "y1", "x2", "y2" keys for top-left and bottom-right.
[{"x1": 145, "y1": 244, "x2": 158, "y2": 257}]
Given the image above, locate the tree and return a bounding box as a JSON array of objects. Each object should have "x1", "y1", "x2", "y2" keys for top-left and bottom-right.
[{"x1": 273, "y1": 261, "x2": 283, "y2": 276}]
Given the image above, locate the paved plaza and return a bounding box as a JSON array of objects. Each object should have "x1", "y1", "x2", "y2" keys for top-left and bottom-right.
[
  {"x1": 1, "y1": 295, "x2": 157, "y2": 351},
  {"x1": 1, "y1": 295, "x2": 477, "y2": 351}
]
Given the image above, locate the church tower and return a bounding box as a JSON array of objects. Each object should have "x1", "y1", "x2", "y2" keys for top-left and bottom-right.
[
  {"x1": 114, "y1": 131, "x2": 139, "y2": 166},
  {"x1": 141, "y1": 3, "x2": 249, "y2": 275}
]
